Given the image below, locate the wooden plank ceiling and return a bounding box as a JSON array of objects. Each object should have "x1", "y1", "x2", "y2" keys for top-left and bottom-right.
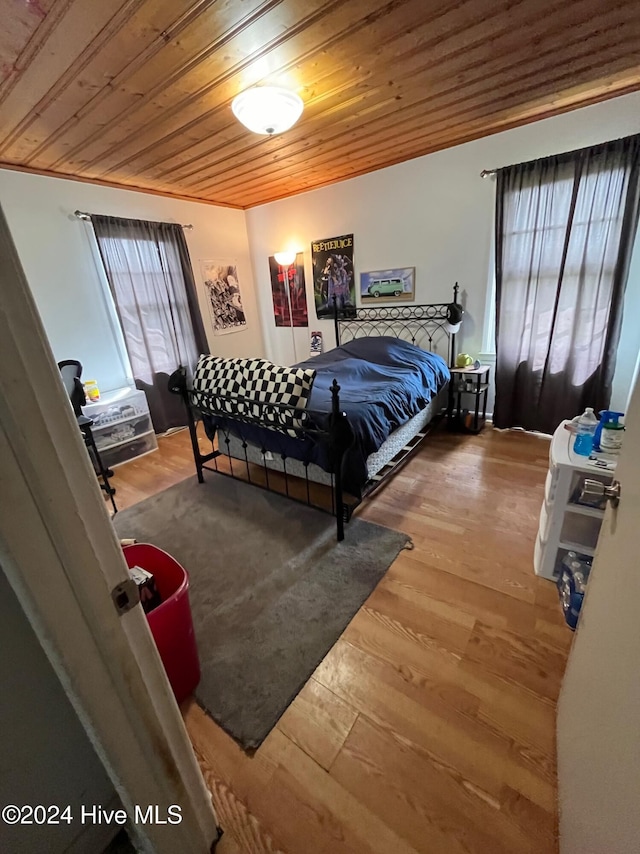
[{"x1": 1, "y1": 0, "x2": 640, "y2": 210}]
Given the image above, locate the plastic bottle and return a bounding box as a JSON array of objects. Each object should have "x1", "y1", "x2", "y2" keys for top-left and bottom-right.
[
  {"x1": 600, "y1": 421, "x2": 625, "y2": 454},
  {"x1": 83, "y1": 379, "x2": 101, "y2": 402},
  {"x1": 573, "y1": 407, "x2": 598, "y2": 456},
  {"x1": 593, "y1": 410, "x2": 624, "y2": 451},
  {"x1": 557, "y1": 551, "x2": 592, "y2": 630}
]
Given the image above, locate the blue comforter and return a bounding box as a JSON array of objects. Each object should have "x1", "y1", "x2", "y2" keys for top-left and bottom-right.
[{"x1": 203, "y1": 337, "x2": 449, "y2": 495}]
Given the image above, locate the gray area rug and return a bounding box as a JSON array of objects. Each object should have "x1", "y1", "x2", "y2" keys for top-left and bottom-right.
[{"x1": 114, "y1": 475, "x2": 410, "y2": 749}]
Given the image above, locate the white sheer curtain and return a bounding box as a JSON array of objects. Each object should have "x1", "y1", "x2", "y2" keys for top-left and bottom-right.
[{"x1": 92, "y1": 216, "x2": 208, "y2": 432}]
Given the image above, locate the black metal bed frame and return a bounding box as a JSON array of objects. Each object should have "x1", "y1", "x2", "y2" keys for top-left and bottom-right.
[
  {"x1": 334, "y1": 283, "x2": 459, "y2": 355},
  {"x1": 169, "y1": 283, "x2": 461, "y2": 541}
]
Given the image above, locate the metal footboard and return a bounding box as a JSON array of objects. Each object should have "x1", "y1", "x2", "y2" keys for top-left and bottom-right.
[{"x1": 168, "y1": 368, "x2": 354, "y2": 541}]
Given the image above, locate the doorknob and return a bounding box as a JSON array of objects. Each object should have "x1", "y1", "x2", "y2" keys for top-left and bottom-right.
[{"x1": 581, "y1": 479, "x2": 621, "y2": 508}]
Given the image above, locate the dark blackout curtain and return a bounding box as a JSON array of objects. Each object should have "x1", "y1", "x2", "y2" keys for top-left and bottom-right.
[
  {"x1": 494, "y1": 134, "x2": 640, "y2": 434},
  {"x1": 92, "y1": 216, "x2": 208, "y2": 433}
]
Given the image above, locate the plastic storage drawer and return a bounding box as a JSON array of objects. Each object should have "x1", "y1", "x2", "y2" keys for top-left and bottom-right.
[
  {"x1": 82, "y1": 387, "x2": 148, "y2": 424},
  {"x1": 93, "y1": 413, "x2": 153, "y2": 451},
  {"x1": 82, "y1": 387, "x2": 157, "y2": 468},
  {"x1": 100, "y1": 431, "x2": 158, "y2": 469}
]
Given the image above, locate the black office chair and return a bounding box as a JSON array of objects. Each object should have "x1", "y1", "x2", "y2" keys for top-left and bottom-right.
[{"x1": 58, "y1": 360, "x2": 117, "y2": 513}]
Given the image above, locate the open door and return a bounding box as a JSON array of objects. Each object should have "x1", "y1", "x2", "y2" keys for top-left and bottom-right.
[
  {"x1": 0, "y1": 205, "x2": 219, "y2": 852},
  {"x1": 557, "y1": 371, "x2": 640, "y2": 852}
]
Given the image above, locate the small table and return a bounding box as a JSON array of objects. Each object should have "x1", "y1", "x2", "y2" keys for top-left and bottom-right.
[{"x1": 447, "y1": 365, "x2": 490, "y2": 433}]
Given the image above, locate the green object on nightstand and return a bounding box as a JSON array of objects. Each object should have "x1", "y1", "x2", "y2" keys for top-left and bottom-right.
[{"x1": 455, "y1": 353, "x2": 474, "y2": 367}]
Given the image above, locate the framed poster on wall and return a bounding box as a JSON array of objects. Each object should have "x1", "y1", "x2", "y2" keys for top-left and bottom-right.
[
  {"x1": 360, "y1": 267, "x2": 415, "y2": 303},
  {"x1": 200, "y1": 261, "x2": 247, "y2": 334},
  {"x1": 311, "y1": 234, "x2": 355, "y2": 318},
  {"x1": 268, "y1": 253, "x2": 308, "y2": 327}
]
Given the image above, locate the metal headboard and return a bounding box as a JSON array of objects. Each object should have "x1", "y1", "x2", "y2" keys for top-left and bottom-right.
[{"x1": 333, "y1": 283, "x2": 461, "y2": 368}]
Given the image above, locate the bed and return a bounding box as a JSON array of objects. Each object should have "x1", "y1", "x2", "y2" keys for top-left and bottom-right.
[{"x1": 169, "y1": 285, "x2": 461, "y2": 540}]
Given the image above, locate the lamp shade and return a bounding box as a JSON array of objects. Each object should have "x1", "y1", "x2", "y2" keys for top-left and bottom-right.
[
  {"x1": 446, "y1": 302, "x2": 464, "y2": 325},
  {"x1": 231, "y1": 87, "x2": 304, "y2": 135},
  {"x1": 445, "y1": 302, "x2": 463, "y2": 334},
  {"x1": 274, "y1": 250, "x2": 296, "y2": 266}
]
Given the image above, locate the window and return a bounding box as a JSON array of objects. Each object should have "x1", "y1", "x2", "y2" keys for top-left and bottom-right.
[
  {"x1": 96, "y1": 233, "x2": 200, "y2": 385},
  {"x1": 493, "y1": 134, "x2": 640, "y2": 433},
  {"x1": 500, "y1": 167, "x2": 626, "y2": 387},
  {"x1": 92, "y1": 215, "x2": 206, "y2": 433}
]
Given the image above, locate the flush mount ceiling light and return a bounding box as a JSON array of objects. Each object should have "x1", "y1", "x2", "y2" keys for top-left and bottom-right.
[{"x1": 231, "y1": 86, "x2": 304, "y2": 135}]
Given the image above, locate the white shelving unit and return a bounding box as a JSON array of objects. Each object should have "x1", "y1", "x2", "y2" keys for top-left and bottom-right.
[
  {"x1": 82, "y1": 387, "x2": 158, "y2": 469},
  {"x1": 534, "y1": 421, "x2": 617, "y2": 581}
]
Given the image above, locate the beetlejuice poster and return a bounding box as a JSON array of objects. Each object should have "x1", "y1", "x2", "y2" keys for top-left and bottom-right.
[
  {"x1": 268, "y1": 253, "x2": 308, "y2": 327},
  {"x1": 311, "y1": 234, "x2": 355, "y2": 318}
]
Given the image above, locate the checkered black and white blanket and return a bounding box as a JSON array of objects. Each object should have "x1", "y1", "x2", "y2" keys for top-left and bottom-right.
[{"x1": 191, "y1": 354, "x2": 316, "y2": 434}]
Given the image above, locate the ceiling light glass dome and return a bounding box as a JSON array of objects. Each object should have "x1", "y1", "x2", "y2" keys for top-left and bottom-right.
[{"x1": 231, "y1": 86, "x2": 304, "y2": 135}]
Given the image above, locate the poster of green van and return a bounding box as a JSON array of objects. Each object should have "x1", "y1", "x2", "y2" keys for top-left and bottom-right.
[{"x1": 360, "y1": 267, "x2": 415, "y2": 303}]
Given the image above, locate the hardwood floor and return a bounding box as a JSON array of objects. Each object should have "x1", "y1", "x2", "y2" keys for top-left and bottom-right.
[{"x1": 110, "y1": 425, "x2": 571, "y2": 853}]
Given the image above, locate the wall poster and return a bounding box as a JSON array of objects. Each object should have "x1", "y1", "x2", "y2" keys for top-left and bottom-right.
[
  {"x1": 200, "y1": 261, "x2": 247, "y2": 335},
  {"x1": 309, "y1": 330, "x2": 323, "y2": 356},
  {"x1": 268, "y1": 252, "x2": 308, "y2": 327},
  {"x1": 311, "y1": 234, "x2": 355, "y2": 318},
  {"x1": 360, "y1": 267, "x2": 415, "y2": 303}
]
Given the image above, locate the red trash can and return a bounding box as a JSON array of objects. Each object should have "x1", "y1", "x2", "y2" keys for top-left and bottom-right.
[{"x1": 123, "y1": 543, "x2": 200, "y2": 704}]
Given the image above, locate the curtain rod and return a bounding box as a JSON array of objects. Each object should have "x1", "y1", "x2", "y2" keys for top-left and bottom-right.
[
  {"x1": 74, "y1": 210, "x2": 194, "y2": 230},
  {"x1": 480, "y1": 169, "x2": 497, "y2": 178}
]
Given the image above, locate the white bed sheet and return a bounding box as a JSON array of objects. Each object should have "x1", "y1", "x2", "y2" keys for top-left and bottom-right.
[{"x1": 222, "y1": 385, "x2": 448, "y2": 490}]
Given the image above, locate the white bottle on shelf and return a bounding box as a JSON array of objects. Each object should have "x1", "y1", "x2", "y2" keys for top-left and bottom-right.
[{"x1": 573, "y1": 408, "x2": 598, "y2": 456}]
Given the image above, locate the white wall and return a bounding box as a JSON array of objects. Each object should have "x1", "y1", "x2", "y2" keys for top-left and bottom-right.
[
  {"x1": 557, "y1": 367, "x2": 640, "y2": 854},
  {"x1": 2, "y1": 92, "x2": 639, "y2": 406},
  {"x1": 0, "y1": 170, "x2": 265, "y2": 392},
  {"x1": 0, "y1": 565, "x2": 118, "y2": 854},
  {"x1": 246, "y1": 91, "x2": 640, "y2": 411}
]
